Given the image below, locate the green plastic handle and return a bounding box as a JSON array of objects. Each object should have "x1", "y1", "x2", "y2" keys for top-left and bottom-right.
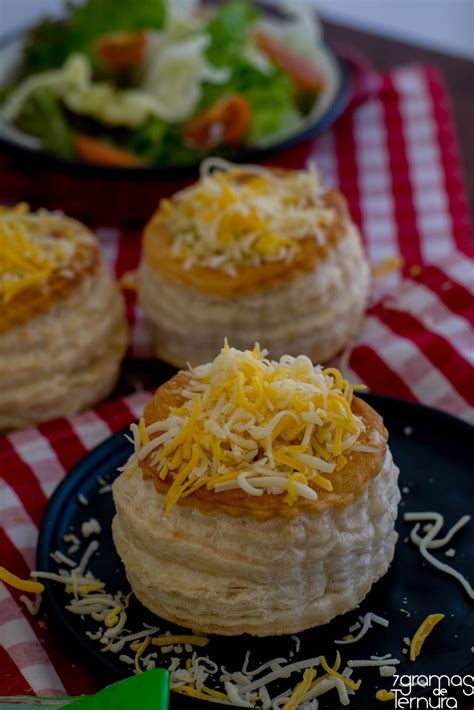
[
  {"x1": 0, "y1": 670, "x2": 170, "y2": 709},
  {"x1": 68, "y1": 670, "x2": 170, "y2": 709}
]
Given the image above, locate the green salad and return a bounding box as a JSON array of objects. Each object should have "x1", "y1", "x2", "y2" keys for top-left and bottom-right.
[{"x1": 0, "y1": 0, "x2": 331, "y2": 167}]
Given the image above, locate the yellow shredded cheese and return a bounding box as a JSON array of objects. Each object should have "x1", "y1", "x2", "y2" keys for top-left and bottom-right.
[
  {"x1": 283, "y1": 668, "x2": 317, "y2": 710},
  {"x1": 320, "y1": 654, "x2": 361, "y2": 690},
  {"x1": 372, "y1": 256, "x2": 404, "y2": 279},
  {"x1": 159, "y1": 160, "x2": 335, "y2": 272},
  {"x1": 0, "y1": 204, "x2": 76, "y2": 303},
  {"x1": 409, "y1": 613, "x2": 445, "y2": 661},
  {"x1": 130, "y1": 635, "x2": 151, "y2": 675},
  {"x1": 151, "y1": 634, "x2": 209, "y2": 648},
  {"x1": 376, "y1": 689, "x2": 395, "y2": 701},
  {"x1": 122, "y1": 343, "x2": 371, "y2": 516},
  {"x1": 64, "y1": 583, "x2": 103, "y2": 594},
  {"x1": 0, "y1": 566, "x2": 45, "y2": 594},
  {"x1": 139, "y1": 418, "x2": 150, "y2": 446},
  {"x1": 175, "y1": 685, "x2": 229, "y2": 701},
  {"x1": 104, "y1": 606, "x2": 122, "y2": 628},
  {"x1": 118, "y1": 270, "x2": 138, "y2": 291}
]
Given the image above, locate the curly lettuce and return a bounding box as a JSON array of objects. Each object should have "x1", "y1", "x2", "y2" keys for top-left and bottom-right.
[
  {"x1": 205, "y1": 1, "x2": 259, "y2": 67},
  {"x1": 202, "y1": 1, "x2": 302, "y2": 146},
  {"x1": 5, "y1": 48, "x2": 229, "y2": 128},
  {"x1": 14, "y1": 88, "x2": 74, "y2": 158},
  {"x1": 20, "y1": 0, "x2": 166, "y2": 76}
]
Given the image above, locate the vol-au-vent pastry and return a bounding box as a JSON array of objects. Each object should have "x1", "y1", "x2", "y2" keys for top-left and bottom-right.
[
  {"x1": 0, "y1": 204, "x2": 128, "y2": 431},
  {"x1": 113, "y1": 344, "x2": 400, "y2": 636},
  {"x1": 139, "y1": 159, "x2": 370, "y2": 368}
]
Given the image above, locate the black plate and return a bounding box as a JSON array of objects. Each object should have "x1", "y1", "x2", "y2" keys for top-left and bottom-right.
[{"x1": 37, "y1": 394, "x2": 474, "y2": 708}]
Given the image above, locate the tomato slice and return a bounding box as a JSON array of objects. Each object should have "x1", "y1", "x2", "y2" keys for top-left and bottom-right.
[
  {"x1": 74, "y1": 133, "x2": 146, "y2": 167},
  {"x1": 95, "y1": 31, "x2": 147, "y2": 69},
  {"x1": 256, "y1": 31, "x2": 325, "y2": 92},
  {"x1": 185, "y1": 94, "x2": 251, "y2": 150}
]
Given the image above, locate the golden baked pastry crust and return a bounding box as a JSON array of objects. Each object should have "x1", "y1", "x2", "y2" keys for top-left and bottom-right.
[
  {"x1": 0, "y1": 218, "x2": 99, "y2": 334},
  {"x1": 143, "y1": 189, "x2": 351, "y2": 297},
  {"x1": 141, "y1": 372, "x2": 387, "y2": 520}
]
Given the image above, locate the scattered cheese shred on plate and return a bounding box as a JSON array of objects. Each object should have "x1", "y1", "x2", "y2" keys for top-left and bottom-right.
[
  {"x1": 409, "y1": 613, "x2": 445, "y2": 662},
  {"x1": 151, "y1": 635, "x2": 209, "y2": 648},
  {"x1": 404, "y1": 512, "x2": 474, "y2": 599},
  {"x1": 320, "y1": 654, "x2": 361, "y2": 690},
  {"x1": 282, "y1": 667, "x2": 317, "y2": 710},
  {"x1": 376, "y1": 689, "x2": 395, "y2": 701},
  {"x1": 334, "y1": 611, "x2": 389, "y2": 645}
]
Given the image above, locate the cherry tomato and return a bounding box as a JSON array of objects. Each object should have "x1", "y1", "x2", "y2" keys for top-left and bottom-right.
[
  {"x1": 256, "y1": 31, "x2": 325, "y2": 92},
  {"x1": 95, "y1": 31, "x2": 147, "y2": 69},
  {"x1": 185, "y1": 94, "x2": 252, "y2": 150}
]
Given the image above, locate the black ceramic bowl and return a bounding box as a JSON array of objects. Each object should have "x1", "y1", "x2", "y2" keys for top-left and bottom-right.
[{"x1": 0, "y1": 23, "x2": 352, "y2": 226}]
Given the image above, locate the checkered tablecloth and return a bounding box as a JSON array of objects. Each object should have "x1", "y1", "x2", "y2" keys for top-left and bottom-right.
[{"x1": 0, "y1": 63, "x2": 473, "y2": 697}]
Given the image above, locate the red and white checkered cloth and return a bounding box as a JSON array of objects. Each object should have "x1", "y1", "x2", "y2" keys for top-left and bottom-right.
[{"x1": 0, "y1": 64, "x2": 473, "y2": 697}]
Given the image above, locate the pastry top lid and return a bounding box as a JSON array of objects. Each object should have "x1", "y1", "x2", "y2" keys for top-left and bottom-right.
[
  {"x1": 0, "y1": 204, "x2": 99, "y2": 330},
  {"x1": 147, "y1": 159, "x2": 340, "y2": 274},
  {"x1": 121, "y1": 344, "x2": 388, "y2": 519}
]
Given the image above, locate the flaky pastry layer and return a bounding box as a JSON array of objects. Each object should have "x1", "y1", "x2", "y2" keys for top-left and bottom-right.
[
  {"x1": 112, "y1": 448, "x2": 400, "y2": 636},
  {"x1": 140, "y1": 222, "x2": 370, "y2": 368},
  {"x1": 0, "y1": 264, "x2": 128, "y2": 431}
]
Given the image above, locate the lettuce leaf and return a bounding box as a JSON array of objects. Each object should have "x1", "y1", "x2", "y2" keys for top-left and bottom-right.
[
  {"x1": 20, "y1": 0, "x2": 166, "y2": 76},
  {"x1": 203, "y1": 2, "x2": 301, "y2": 146},
  {"x1": 199, "y1": 59, "x2": 299, "y2": 146},
  {"x1": 14, "y1": 88, "x2": 74, "y2": 158},
  {"x1": 128, "y1": 118, "x2": 204, "y2": 167},
  {"x1": 205, "y1": 1, "x2": 259, "y2": 67}
]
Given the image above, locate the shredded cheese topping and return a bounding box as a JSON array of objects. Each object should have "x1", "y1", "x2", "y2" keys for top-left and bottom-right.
[
  {"x1": 0, "y1": 204, "x2": 76, "y2": 303},
  {"x1": 121, "y1": 343, "x2": 373, "y2": 516},
  {"x1": 158, "y1": 158, "x2": 336, "y2": 273}
]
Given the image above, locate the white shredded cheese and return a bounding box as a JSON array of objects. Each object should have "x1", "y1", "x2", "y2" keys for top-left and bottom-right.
[
  {"x1": 380, "y1": 665, "x2": 397, "y2": 677},
  {"x1": 50, "y1": 550, "x2": 77, "y2": 567},
  {"x1": 80, "y1": 518, "x2": 102, "y2": 538},
  {"x1": 347, "y1": 658, "x2": 400, "y2": 668},
  {"x1": 19, "y1": 593, "x2": 42, "y2": 616},
  {"x1": 334, "y1": 612, "x2": 389, "y2": 644},
  {"x1": 404, "y1": 512, "x2": 473, "y2": 599}
]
